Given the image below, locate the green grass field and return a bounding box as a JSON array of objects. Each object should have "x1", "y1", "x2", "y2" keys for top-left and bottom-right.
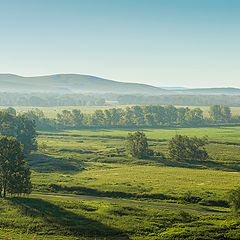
[
  {"x1": 52, "y1": 125, "x2": 240, "y2": 142},
  {"x1": 2, "y1": 122, "x2": 240, "y2": 239}
]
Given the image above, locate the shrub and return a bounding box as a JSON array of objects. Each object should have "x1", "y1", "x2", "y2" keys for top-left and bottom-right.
[
  {"x1": 168, "y1": 135, "x2": 208, "y2": 161},
  {"x1": 229, "y1": 187, "x2": 240, "y2": 214}
]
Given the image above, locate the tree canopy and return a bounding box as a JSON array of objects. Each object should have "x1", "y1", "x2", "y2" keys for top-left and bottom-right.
[
  {"x1": 0, "y1": 136, "x2": 32, "y2": 197},
  {"x1": 168, "y1": 135, "x2": 209, "y2": 161},
  {"x1": 126, "y1": 132, "x2": 149, "y2": 159},
  {"x1": 229, "y1": 188, "x2": 240, "y2": 215},
  {"x1": 0, "y1": 111, "x2": 37, "y2": 154}
]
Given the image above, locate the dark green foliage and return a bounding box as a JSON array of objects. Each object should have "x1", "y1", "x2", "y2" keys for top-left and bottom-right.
[
  {"x1": 0, "y1": 92, "x2": 106, "y2": 106},
  {"x1": 30, "y1": 105, "x2": 208, "y2": 130},
  {"x1": 0, "y1": 111, "x2": 37, "y2": 154},
  {"x1": 168, "y1": 135, "x2": 209, "y2": 161},
  {"x1": 118, "y1": 94, "x2": 240, "y2": 106},
  {"x1": 127, "y1": 132, "x2": 149, "y2": 159},
  {"x1": 178, "y1": 210, "x2": 194, "y2": 223},
  {"x1": 182, "y1": 191, "x2": 202, "y2": 203},
  {"x1": 0, "y1": 136, "x2": 32, "y2": 197},
  {"x1": 5, "y1": 107, "x2": 17, "y2": 116},
  {"x1": 19, "y1": 104, "x2": 238, "y2": 131},
  {"x1": 22, "y1": 109, "x2": 55, "y2": 131},
  {"x1": 229, "y1": 188, "x2": 240, "y2": 214},
  {"x1": 57, "y1": 109, "x2": 84, "y2": 128},
  {"x1": 209, "y1": 105, "x2": 232, "y2": 122},
  {"x1": 185, "y1": 108, "x2": 204, "y2": 125}
]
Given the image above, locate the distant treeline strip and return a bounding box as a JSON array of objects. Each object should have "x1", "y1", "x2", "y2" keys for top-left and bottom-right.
[
  {"x1": 118, "y1": 94, "x2": 240, "y2": 106},
  {"x1": 1, "y1": 92, "x2": 240, "y2": 106},
  {"x1": 9, "y1": 104, "x2": 239, "y2": 131},
  {"x1": 0, "y1": 93, "x2": 106, "y2": 106}
]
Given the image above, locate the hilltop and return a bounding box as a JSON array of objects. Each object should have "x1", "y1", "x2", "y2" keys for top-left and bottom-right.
[{"x1": 0, "y1": 74, "x2": 167, "y2": 95}]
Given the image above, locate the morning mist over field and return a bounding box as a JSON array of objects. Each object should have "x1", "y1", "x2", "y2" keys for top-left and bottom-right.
[{"x1": 1, "y1": 1, "x2": 240, "y2": 239}]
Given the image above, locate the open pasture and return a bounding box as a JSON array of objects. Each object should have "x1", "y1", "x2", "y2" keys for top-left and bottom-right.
[
  {"x1": 3, "y1": 123, "x2": 240, "y2": 239},
  {"x1": 56, "y1": 125, "x2": 240, "y2": 143},
  {"x1": 31, "y1": 126, "x2": 240, "y2": 202}
]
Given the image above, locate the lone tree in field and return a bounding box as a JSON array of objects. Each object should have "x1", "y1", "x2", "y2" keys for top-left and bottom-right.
[
  {"x1": 168, "y1": 135, "x2": 208, "y2": 161},
  {"x1": 229, "y1": 188, "x2": 240, "y2": 215},
  {"x1": 126, "y1": 131, "x2": 149, "y2": 159},
  {"x1": 0, "y1": 136, "x2": 32, "y2": 198}
]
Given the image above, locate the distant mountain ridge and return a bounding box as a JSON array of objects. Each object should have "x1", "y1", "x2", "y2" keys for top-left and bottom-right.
[
  {"x1": 0, "y1": 74, "x2": 168, "y2": 95},
  {"x1": 0, "y1": 74, "x2": 240, "y2": 95},
  {"x1": 179, "y1": 87, "x2": 240, "y2": 95}
]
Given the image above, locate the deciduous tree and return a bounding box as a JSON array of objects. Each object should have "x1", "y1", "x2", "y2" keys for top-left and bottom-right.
[
  {"x1": 126, "y1": 131, "x2": 149, "y2": 159},
  {"x1": 0, "y1": 136, "x2": 32, "y2": 197},
  {"x1": 168, "y1": 135, "x2": 208, "y2": 161}
]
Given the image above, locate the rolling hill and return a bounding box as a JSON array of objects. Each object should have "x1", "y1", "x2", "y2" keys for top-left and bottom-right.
[
  {"x1": 0, "y1": 74, "x2": 240, "y2": 95},
  {"x1": 179, "y1": 87, "x2": 240, "y2": 95},
  {"x1": 0, "y1": 74, "x2": 168, "y2": 95}
]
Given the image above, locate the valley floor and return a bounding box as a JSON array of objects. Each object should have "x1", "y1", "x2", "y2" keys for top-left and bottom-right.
[{"x1": 1, "y1": 126, "x2": 240, "y2": 239}]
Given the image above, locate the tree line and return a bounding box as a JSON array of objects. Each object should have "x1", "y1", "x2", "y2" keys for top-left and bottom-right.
[
  {"x1": 118, "y1": 94, "x2": 240, "y2": 107},
  {"x1": 0, "y1": 93, "x2": 106, "y2": 107},
  {"x1": 1, "y1": 92, "x2": 240, "y2": 107},
  {"x1": 21, "y1": 105, "x2": 237, "y2": 131}
]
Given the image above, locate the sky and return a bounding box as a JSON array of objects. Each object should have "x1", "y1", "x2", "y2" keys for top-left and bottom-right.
[{"x1": 0, "y1": 0, "x2": 239, "y2": 88}]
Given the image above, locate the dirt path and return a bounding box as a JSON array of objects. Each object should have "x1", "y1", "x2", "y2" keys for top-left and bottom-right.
[{"x1": 32, "y1": 193, "x2": 229, "y2": 215}]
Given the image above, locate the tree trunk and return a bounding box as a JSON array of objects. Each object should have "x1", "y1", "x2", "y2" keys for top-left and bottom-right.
[
  {"x1": 3, "y1": 182, "x2": 6, "y2": 198},
  {"x1": 3, "y1": 187, "x2": 6, "y2": 198}
]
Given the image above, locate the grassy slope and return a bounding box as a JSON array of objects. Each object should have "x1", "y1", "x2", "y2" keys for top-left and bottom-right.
[
  {"x1": 52, "y1": 126, "x2": 240, "y2": 142},
  {"x1": 0, "y1": 74, "x2": 166, "y2": 94},
  {"x1": 2, "y1": 125, "x2": 240, "y2": 239},
  {"x1": 33, "y1": 128, "x2": 240, "y2": 201},
  {"x1": 1, "y1": 195, "x2": 239, "y2": 240}
]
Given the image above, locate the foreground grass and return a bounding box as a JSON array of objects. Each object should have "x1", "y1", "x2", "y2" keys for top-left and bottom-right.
[{"x1": 1, "y1": 195, "x2": 240, "y2": 239}]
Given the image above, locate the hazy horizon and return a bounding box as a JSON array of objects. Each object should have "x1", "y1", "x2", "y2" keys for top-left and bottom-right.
[
  {"x1": 0, "y1": 0, "x2": 240, "y2": 88},
  {"x1": 0, "y1": 72, "x2": 240, "y2": 89}
]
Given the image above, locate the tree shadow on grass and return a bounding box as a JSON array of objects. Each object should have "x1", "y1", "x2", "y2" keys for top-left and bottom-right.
[
  {"x1": 10, "y1": 197, "x2": 128, "y2": 239},
  {"x1": 48, "y1": 184, "x2": 176, "y2": 201},
  {"x1": 28, "y1": 153, "x2": 85, "y2": 173}
]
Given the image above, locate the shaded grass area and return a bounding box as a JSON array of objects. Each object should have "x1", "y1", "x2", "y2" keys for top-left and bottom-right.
[
  {"x1": 28, "y1": 153, "x2": 85, "y2": 173},
  {"x1": 47, "y1": 184, "x2": 177, "y2": 201},
  {"x1": 10, "y1": 197, "x2": 127, "y2": 239}
]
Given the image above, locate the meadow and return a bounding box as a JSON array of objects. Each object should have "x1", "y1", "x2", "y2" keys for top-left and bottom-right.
[{"x1": 1, "y1": 115, "x2": 240, "y2": 239}]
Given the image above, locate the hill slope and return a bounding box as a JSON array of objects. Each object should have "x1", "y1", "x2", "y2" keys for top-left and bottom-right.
[
  {"x1": 0, "y1": 74, "x2": 167, "y2": 95},
  {"x1": 0, "y1": 74, "x2": 239, "y2": 95},
  {"x1": 180, "y1": 87, "x2": 240, "y2": 95}
]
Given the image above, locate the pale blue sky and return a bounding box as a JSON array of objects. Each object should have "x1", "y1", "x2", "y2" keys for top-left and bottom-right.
[{"x1": 0, "y1": 0, "x2": 240, "y2": 87}]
